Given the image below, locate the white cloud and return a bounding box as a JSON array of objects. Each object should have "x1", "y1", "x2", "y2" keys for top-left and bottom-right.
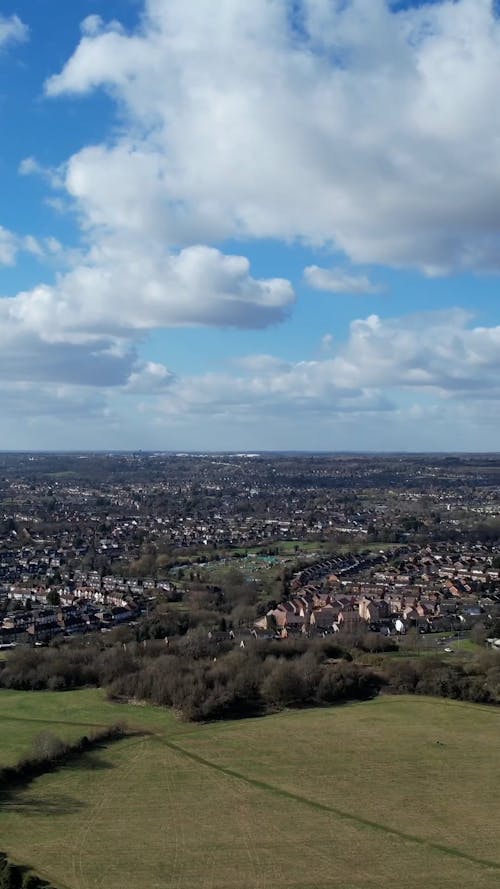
[
  {"x1": 153, "y1": 309, "x2": 500, "y2": 423},
  {"x1": 231, "y1": 354, "x2": 290, "y2": 373},
  {"x1": 5, "y1": 242, "x2": 294, "y2": 342},
  {"x1": 43, "y1": 0, "x2": 500, "y2": 273},
  {"x1": 0, "y1": 313, "x2": 174, "y2": 427},
  {"x1": 0, "y1": 226, "x2": 19, "y2": 265},
  {"x1": 304, "y1": 265, "x2": 382, "y2": 294},
  {"x1": 158, "y1": 369, "x2": 391, "y2": 419},
  {"x1": 0, "y1": 287, "x2": 174, "y2": 401},
  {"x1": 18, "y1": 156, "x2": 42, "y2": 176},
  {"x1": 0, "y1": 226, "x2": 44, "y2": 266},
  {"x1": 124, "y1": 361, "x2": 174, "y2": 394},
  {"x1": 80, "y1": 15, "x2": 105, "y2": 38},
  {"x1": 0, "y1": 381, "x2": 108, "y2": 420},
  {"x1": 0, "y1": 315, "x2": 136, "y2": 389},
  {"x1": 0, "y1": 299, "x2": 498, "y2": 446},
  {"x1": 0, "y1": 235, "x2": 292, "y2": 425},
  {"x1": 0, "y1": 14, "x2": 28, "y2": 50},
  {"x1": 331, "y1": 309, "x2": 500, "y2": 393},
  {"x1": 5, "y1": 0, "x2": 500, "y2": 444}
]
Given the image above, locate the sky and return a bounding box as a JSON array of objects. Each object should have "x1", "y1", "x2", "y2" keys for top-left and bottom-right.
[{"x1": 1, "y1": 0, "x2": 500, "y2": 452}]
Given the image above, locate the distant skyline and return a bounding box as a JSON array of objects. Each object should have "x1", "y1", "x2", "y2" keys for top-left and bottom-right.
[{"x1": 1, "y1": 0, "x2": 500, "y2": 451}]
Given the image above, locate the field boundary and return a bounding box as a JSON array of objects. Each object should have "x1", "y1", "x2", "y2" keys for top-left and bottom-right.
[{"x1": 0, "y1": 714, "x2": 110, "y2": 729}]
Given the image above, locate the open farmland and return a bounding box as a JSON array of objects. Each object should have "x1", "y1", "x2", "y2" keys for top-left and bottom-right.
[{"x1": 1, "y1": 691, "x2": 500, "y2": 889}]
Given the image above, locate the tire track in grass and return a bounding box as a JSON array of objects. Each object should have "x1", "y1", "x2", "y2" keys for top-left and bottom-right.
[
  {"x1": 71, "y1": 737, "x2": 148, "y2": 889},
  {"x1": 153, "y1": 740, "x2": 261, "y2": 889},
  {"x1": 161, "y1": 742, "x2": 184, "y2": 889},
  {"x1": 152, "y1": 735, "x2": 500, "y2": 876},
  {"x1": 229, "y1": 783, "x2": 263, "y2": 889}
]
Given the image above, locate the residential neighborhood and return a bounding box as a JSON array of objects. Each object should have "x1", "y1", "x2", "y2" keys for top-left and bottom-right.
[
  {"x1": 258, "y1": 543, "x2": 500, "y2": 638},
  {"x1": 0, "y1": 452, "x2": 498, "y2": 650}
]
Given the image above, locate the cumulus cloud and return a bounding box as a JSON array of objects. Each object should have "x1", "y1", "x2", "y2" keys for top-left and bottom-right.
[
  {"x1": 0, "y1": 381, "x2": 108, "y2": 420},
  {"x1": 155, "y1": 309, "x2": 500, "y2": 422},
  {"x1": 0, "y1": 233, "x2": 291, "y2": 424},
  {"x1": 44, "y1": 0, "x2": 500, "y2": 273},
  {"x1": 158, "y1": 370, "x2": 391, "y2": 420},
  {"x1": 304, "y1": 265, "x2": 383, "y2": 294},
  {"x1": 0, "y1": 314, "x2": 134, "y2": 389},
  {"x1": 332, "y1": 309, "x2": 500, "y2": 393},
  {"x1": 5, "y1": 242, "x2": 293, "y2": 342},
  {"x1": 124, "y1": 361, "x2": 174, "y2": 394},
  {"x1": 0, "y1": 14, "x2": 28, "y2": 50},
  {"x1": 0, "y1": 285, "x2": 175, "y2": 401},
  {"x1": 6, "y1": 0, "x2": 500, "y2": 440}
]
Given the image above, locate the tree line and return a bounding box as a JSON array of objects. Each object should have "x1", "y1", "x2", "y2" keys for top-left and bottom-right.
[
  {"x1": 0, "y1": 634, "x2": 381, "y2": 721},
  {"x1": 2, "y1": 628, "x2": 500, "y2": 721},
  {"x1": 384, "y1": 650, "x2": 500, "y2": 703}
]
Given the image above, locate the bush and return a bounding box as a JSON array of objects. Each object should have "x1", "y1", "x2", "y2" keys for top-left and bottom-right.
[
  {"x1": 261, "y1": 661, "x2": 312, "y2": 708},
  {"x1": 30, "y1": 731, "x2": 66, "y2": 762},
  {"x1": 0, "y1": 862, "x2": 22, "y2": 889},
  {"x1": 383, "y1": 653, "x2": 500, "y2": 705},
  {"x1": 0, "y1": 855, "x2": 52, "y2": 889},
  {"x1": 384, "y1": 659, "x2": 420, "y2": 694},
  {"x1": 21, "y1": 874, "x2": 52, "y2": 889},
  {"x1": 317, "y1": 662, "x2": 382, "y2": 704},
  {"x1": 357, "y1": 633, "x2": 398, "y2": 654},
  {"x1": 0, "y1": 646, "x2": 99, "y2": 691}
]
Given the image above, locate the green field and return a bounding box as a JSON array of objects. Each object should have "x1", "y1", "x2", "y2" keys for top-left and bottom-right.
[{"x1": 1, "y1": 691, "x2": 500, "y2": 888}]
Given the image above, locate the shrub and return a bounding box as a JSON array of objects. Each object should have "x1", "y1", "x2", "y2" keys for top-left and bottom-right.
[
  {"x1": 30, "y1": 731, "x2": 66, "y2": 762},
  {"x1": 317, "y1": 662, "x2": 382, "y2": 704},
  {"x1": 384, "y1": 659, "x2": 420, "y2": 694},
  {"x1": 0, "y1": 855, "x2": 53, "y2": 889},
  {"x1": 0, "y1": 860, "x2": 22, "y2": 889},
  {"x1": 261, "y1": 661, "x2": 311, "y2": 708}
]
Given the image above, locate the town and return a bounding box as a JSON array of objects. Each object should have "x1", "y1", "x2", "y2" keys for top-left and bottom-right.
[{"x1": 1, "y1": 452, "x2": 499, "y2": 650}]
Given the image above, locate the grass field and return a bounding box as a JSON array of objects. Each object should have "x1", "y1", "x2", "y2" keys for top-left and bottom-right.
[{"x1": 1, "y1": 691, "x2": 500, "y2": 889}]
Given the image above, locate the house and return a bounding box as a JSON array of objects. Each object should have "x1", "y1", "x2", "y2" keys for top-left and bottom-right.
[
  {"x1": 310, "y1": 604, "x2": 342, "y2": 630},
  {"x1": 337, "y1": 609, "x2": 363, "y2": 630},
  {"x1": 358, "y1": 597, "x2": 390, "y2": 622}
]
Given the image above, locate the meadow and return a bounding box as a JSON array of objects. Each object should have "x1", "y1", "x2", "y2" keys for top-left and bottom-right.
[{"x1": 1, "y1": 690, "x2": 499, "y2": 889}]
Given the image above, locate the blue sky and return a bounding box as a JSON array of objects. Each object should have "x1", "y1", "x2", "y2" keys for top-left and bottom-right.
[{"x1": 1, "y1": 0, "x2": 500, "y2": 451}]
